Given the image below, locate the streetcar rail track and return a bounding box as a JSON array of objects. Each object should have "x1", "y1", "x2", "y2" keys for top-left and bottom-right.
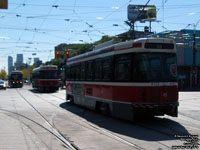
[
  {"x1": 30, "y1": 89, "x2": 181, "y2": 150},
  {"x1": 30, "y1": 90, "x2": 147, "y2": 150},
  {"x1": 22, "y1": 87, "x2": 198, "y2": 150},
  {"x1": 16, "y1": 89, "x2": 79, "y2": 150},
  {"x1": 4, "y1": 87, "x2": 199, "y2": 150}
]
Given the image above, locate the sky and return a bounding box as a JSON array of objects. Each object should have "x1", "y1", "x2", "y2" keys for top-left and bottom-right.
[{"x1": 1, "y1": 0, "x2": 200, "y2": 72}]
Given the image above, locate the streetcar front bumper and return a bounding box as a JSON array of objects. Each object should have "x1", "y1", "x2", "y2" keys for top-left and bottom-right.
[{"x1": 132, "y1": 102, "x2": 179, "y2": 117}]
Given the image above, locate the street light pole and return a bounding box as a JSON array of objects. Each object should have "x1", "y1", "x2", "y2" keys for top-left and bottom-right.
[{"x1": 192, "y1": 20, "x2": 200, "y2": 88}]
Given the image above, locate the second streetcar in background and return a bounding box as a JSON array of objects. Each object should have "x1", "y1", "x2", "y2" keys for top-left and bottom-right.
[
  {"x1": 8, "y1": 70, "x2": 24, "y2": 88},
  {"x1": 32, "y1": 65, "x2": 59, "y2": 92}
]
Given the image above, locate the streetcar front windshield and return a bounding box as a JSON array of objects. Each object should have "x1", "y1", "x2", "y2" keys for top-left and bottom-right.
[
  {"x1": 11, "y1": 74, "x2": 23, "y2": 80},
  {"x1": 133, "y1": 53, "x2": 177, "y2": 82},
  {"x1": 40, "y1": 70, "x2": 58, "y2": 79}
]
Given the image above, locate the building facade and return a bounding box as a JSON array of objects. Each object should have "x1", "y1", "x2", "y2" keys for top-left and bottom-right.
[
  {"x1": 14, "y1": 54, "x2": 26, "y2": 70},
  {"x1": 16, "y1": 54, "x2": 23, "y2": 64},
  {"x1": 33, "y1": 58, "x2": 42, "y2": 67},
  {"x1": 152, "y1": 29, "x2": 200, "y2": 90},
  {"x1": 8, "y1": 56, "x2": 13, "y2": 75}
]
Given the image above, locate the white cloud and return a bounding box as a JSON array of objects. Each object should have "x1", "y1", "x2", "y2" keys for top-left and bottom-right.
[
  {"x1": 96, "y1": 17, "x2": 104, "y2": 20},
  {"x1": 0, "y1": 36, "x2": 10, "y2": 40},
  {"x1": 111, "y1": 6, "x2": 120, "y2": 9},
  {"x1": 188, "y1": 12, "x2": 195, "y2": 16}
]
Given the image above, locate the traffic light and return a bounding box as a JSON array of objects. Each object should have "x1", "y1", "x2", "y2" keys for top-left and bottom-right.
[
  {"x1": 60, "y1": 67, "x2": 65, "y2": 71},
  {"x1": 66, "y1": 51, "x2": 70, "y2": 58},
  {"x1": 60, "y1": 65, "x2": 65, "y2": 71},
  {"x1": 56, "y1": 51, "x2": 60, "y2": 59}
]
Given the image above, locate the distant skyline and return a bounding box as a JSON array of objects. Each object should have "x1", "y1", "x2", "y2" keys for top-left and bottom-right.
[{"x1": 1, "y1": 0, "x2": 200, "y2": 72}]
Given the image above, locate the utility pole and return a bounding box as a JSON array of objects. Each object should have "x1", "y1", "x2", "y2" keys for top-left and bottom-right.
[
  {"x1": 27, "y1": 58, "x2": 32, "y2": 85},
  {"x1": 193, "y1": 31, "x2": 196, "y2": 66},
  {"x1": 191, "y1": 21, "x2": 200, "y2": 88}
]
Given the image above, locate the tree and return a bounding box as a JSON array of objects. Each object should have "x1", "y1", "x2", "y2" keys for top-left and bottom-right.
[
  {"x1": 30, "y1": 65, "x2": 36, "y2": 78},
  {"x1": 0, "y1": 69, "x2": 7, "y2": 80},
  {"x1": 22, "y1": 68, "x2": 28, "y2": 79},
  {"x1": 94, "y1": 35, "x2": 122, "y2": 46}
]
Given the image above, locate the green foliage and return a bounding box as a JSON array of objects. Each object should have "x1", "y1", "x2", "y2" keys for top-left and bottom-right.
[
  {"x1": 22, "y1": 68, "x2": 28, "y2": 79},
  {"x1": 0, "y1": 69, "x2": 7, "y2": 80},
  {"x1": 49, "y1": 35, "x2": 122, "y2": 65},
  {"x1": 65, "y1": 43, "x2": 93, "y2": 57},
  {"x1": 50, "y1": 58, "x2": 61, "y2": 66},
  {"x1": 94, "y1": 35, "x2": 122, "y2": 46}
]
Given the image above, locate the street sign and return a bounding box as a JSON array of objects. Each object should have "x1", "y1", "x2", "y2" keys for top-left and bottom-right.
[{"x1": 0, "y1": 0, "x2": 8, "y2": 9}]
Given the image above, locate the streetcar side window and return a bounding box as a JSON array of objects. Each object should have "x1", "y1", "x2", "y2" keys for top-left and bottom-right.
[
  {"x1": 70, "y1": 66, "x2": 75, "y2": 80},
  {"x1": 66, "y1": 65, "x2": 70, "y2": 80},
  {"x1": 75, "y1": 64, "x2": 80, "y2": 80},
  {"x1": 94, "y1": 59, "x2": 102, "y2": 81},
  {"x1": 102, "y1": 57, "x2": 113, "y2": 81},
  {"x1": 80, "y1": 62, "x2": 86, "y2": 80},
  {"x1": 32, "y1": 73, "x2": 36, "y2": 79},
  {"x1": 86, "y1": 61, "x2": 93, "y2": 81},
  {"x1": 36, "y1": 72, "x2": 39, "y2": 79},
  {"x1": 114, "y1": 54, "x2": 131, "y2": 81}
]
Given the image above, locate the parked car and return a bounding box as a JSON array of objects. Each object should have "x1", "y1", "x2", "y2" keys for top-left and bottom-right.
[{"x1": 0, "y1": 80, "x2": 6, "y2": 90}]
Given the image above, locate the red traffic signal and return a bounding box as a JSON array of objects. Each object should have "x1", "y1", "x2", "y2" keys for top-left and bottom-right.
[
  {"x1": 66, "y1": 51, "x2": 70, "y2": 55},
  {"x1": 56, "y1": 51, "x2": 60, "y2": 55},
  {"x1": 56, "y1": 51, "x2": 60, "y2": 59}
]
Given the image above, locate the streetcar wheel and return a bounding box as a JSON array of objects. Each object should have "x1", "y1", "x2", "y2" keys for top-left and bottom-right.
[{"x1": 98, "y1": 102, "x2": 110, "y2": 115}]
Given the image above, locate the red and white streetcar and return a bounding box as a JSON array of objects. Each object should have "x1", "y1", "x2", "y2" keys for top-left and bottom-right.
[
  {"x1": 65, "y1": 38, "x2": 179, "y2": 121},
  {"x1": 32, "y1": 65, "x2": 59, "y2": 92}
]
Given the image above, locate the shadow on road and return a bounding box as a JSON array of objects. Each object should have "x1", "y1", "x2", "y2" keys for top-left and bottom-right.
[
  {"x1": 59, "y1": 102, "x2": 190, "y2": 142},
  {"x1": 29, "y1": 89, "x2": 59, "y2": 94}
]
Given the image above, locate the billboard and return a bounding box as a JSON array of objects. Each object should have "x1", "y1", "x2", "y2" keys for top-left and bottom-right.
[{"x1": 128, "y1": 5, "x2": 156, "y2": 22}]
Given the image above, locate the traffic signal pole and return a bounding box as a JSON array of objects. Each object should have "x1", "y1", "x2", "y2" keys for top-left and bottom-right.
[{"x1": 193, "y1": 32, "x2": 196, "y2": 66}]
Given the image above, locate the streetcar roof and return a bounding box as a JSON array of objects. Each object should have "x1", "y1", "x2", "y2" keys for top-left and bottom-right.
[
  {"x1": 32, "y1": 65, "x2": 58, "y2": 73},
  {"x1": 11, "y1": 70, "x2": 23, "y2": 74},
  {"x1": 67, "y1": 38, "x2": 176, "y2": 65}
]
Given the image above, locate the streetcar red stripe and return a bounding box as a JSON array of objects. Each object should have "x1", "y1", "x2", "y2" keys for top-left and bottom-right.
[{"x1": 66, "y1": 83, "x2": 178, "y2": 103}]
